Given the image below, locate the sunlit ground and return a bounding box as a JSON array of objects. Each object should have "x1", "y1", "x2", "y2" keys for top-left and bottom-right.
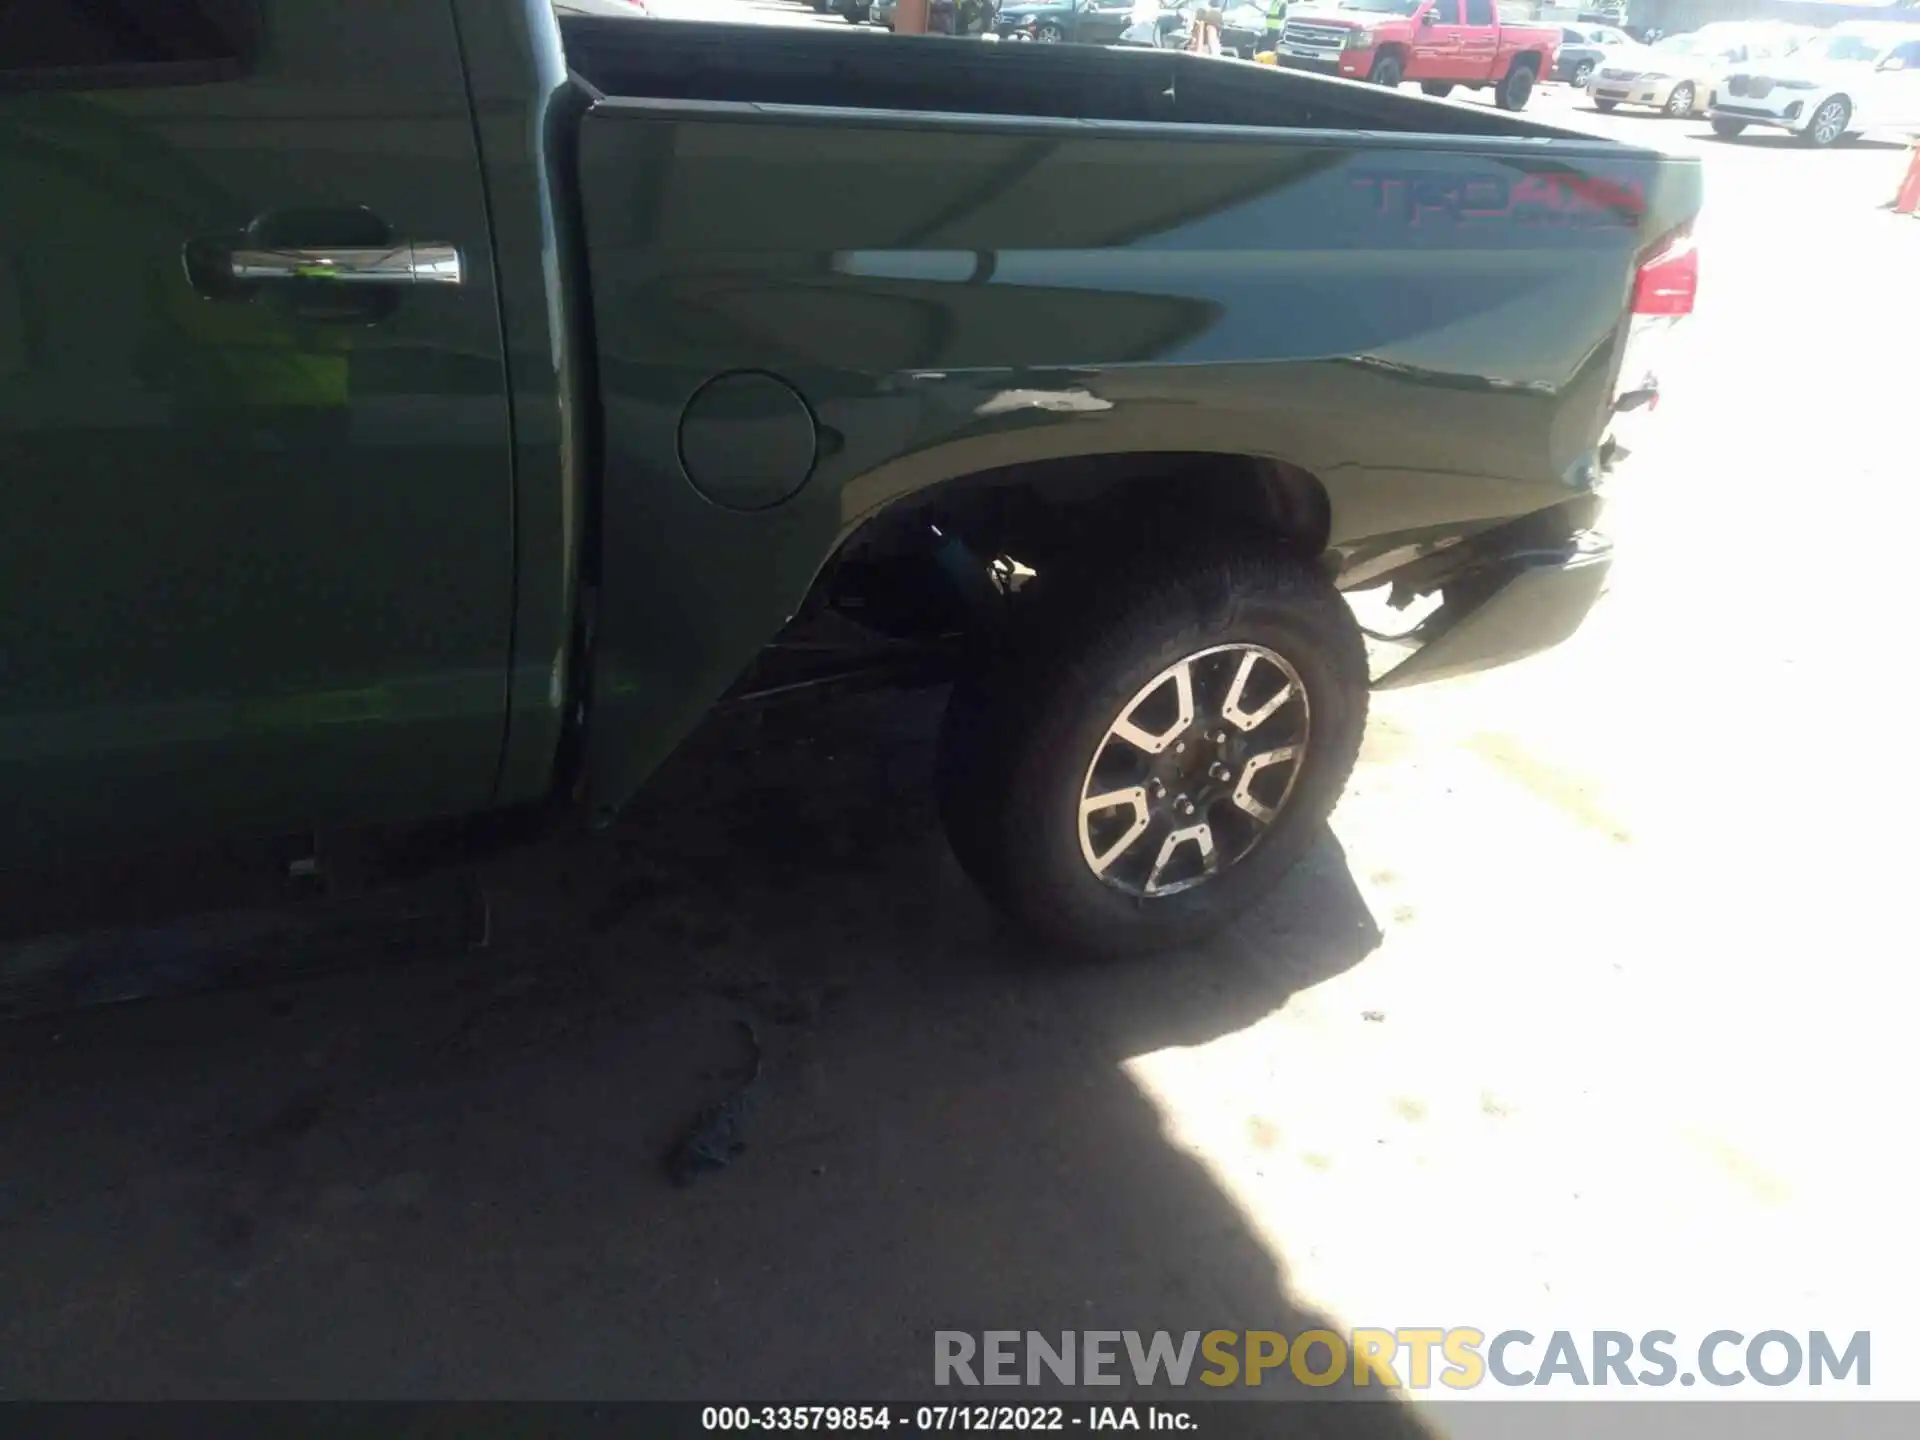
[{"x1": 1125, "y1": 86, "x2": 1920, "y2": 1399}]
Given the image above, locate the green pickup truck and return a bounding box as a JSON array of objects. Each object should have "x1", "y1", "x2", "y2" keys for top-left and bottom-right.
[{"x1": 0, "y1": 2, "x2": 1699, "y2": 955}]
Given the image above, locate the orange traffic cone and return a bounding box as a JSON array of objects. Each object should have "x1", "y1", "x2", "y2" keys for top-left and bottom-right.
[{"x1": 1892, "y1": 136, "x2": 1920, "y2": 216}]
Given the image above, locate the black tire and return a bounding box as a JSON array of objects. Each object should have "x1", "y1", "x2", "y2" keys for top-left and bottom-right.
[
  {"x1": 1800, "y1": 94, "x2": 1851, "y2": 148},
  {"x1": 1570, "y1": 60, "x2": 1594, "y2": 87},
  {"x1": 1710, "y1": 117, "x2": 1747, "y2": 138},
  {"x1": 935, "y1": 545, "x2": 1369, "y2": 957},
  {"x1": 1663, "y1": 81, "x2": 1695, "y2": 117},
  {"x1": 1593, "y1": 98, "x2": 1618, "y2": 112},
  {"x1": 1368, "y1": 53, "x2": 1403, "y2": 87},
  {"x1": 1495, "y1": 62, "x2": 1536, "y2": 111},
  {"x1": 1036, "y1": 20, "x2": 1064, "y2": 40},
  {"x1": 1420, "y1": 81, "x2": 1454, "y2": 98}
]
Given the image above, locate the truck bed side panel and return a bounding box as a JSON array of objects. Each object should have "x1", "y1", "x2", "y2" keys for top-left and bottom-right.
[{"x1": 571, "y1": 92, "x2": 1699, "y2": 817}]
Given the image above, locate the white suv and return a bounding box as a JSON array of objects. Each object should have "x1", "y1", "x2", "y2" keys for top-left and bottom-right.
[
  {"x1": 1587, "y1": 23, "x2": 1802, "y2": 118},
  {"x1": 1708, "y1": 23, "x2": 1920, "y2": 147}
]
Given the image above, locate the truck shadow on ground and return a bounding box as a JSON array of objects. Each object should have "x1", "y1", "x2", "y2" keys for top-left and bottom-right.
[{"x1": 0, "y1": 691, "x2": 1425, "y2": 1426}]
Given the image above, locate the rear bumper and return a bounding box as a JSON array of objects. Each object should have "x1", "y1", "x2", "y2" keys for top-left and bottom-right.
[{"x1": 1372, "y1": 530, "x2": 1612, "y2": 689}]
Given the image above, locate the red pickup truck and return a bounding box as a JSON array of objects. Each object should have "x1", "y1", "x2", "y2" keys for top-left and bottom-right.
[{"x1": 1273, "y1": 0, "x2": 1561, "y2": 110}]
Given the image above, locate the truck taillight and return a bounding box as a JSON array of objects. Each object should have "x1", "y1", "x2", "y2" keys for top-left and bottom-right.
[
  {"x1": 1603, "y1": 225, "x2": 1694, "y2": 477},
  {"x1": 1631, "y1": 228, "x2": 1697, "y2": 317}
]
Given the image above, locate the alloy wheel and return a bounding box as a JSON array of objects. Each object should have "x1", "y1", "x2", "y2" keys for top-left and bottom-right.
[
  {"x1": 1077, "y1": 644, "x2": 1309, "y2": 898},
  {"x1": 1812, "y1": 98, "x2": 1848, "y2": 146}
]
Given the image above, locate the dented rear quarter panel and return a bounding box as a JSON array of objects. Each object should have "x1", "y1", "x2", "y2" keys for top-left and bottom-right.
[{"x1": 572, "y1": 89, "x2": 1701, "y2": 818}]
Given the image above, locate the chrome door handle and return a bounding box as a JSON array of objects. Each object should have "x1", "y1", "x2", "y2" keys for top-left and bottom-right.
[{"x1": 225, "y1": 243, "x2": 463, "y2": 286}]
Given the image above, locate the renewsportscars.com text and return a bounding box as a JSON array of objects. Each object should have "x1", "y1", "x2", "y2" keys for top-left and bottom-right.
[{"x1": 934, "y1": 1329, "x2": 1871, "y2": 1391}]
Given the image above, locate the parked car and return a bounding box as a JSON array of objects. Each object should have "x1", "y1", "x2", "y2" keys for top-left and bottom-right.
[
  {"x1": 993, "y1": 0, "x2": 1136, "y2": 42},
  {"x1": 1273, "y1": 0, "x2": 1562, "y2": 110},
  {"x1": 872, "y1": 0, "x2": 899, "y2": 25},
  {"x1": 0, "y1": 3, "x2": 1700, "y2": 956},
  {"x1": 1552, "y1": 22, "x2": 1637, "y2": 89},
  {"x1": 1587, "y1": 22, "x2": 1802, "y2": 118},
  {"x1": 1709, "y1": 23, "x2": 1920, "y2": 147}
]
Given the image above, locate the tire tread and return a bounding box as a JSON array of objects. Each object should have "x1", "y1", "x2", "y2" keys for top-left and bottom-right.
[{"x1": 936, "y1": 540, "x2": 1368, "y2": 955}]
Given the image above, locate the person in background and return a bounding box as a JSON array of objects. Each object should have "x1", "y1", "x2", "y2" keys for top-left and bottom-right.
[
  {"x1": 1186, "y1": 1, "x2": 1223, "y2": 52},
  {"x1": 956, "y1": 0, "x2": 997, "y2": 32},
  {"x1": 1261, "y1": 0, "x2": 1286, "y2": 54}
]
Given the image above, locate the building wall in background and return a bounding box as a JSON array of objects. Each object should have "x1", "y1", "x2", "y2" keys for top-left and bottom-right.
[
  {"x1": 1628, "y1": 0, "x2": 1919, "y2": 32},
  {"x1": 1510, "y1": 0, "x2": 1919, "y2": 31}
]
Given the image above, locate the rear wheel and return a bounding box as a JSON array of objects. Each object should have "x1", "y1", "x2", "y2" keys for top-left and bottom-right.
[
  {"x1": 1593, "y1": 97, "x2": 1618, "y2": 112},
  {"x1": 1710, "y1": 117, "x2": 1748, "y2": 138},
  {"x1": 936, "y1": 546, "x2": 1368, "y2": 957},
  {"x1": 1420, "y1": 81, "x2": 1454, "y2": 98},
  {"x1": 1496, "y1": 62, "x2": 1536, "y2": 111},
  {"x1": 1663, "y1": 81, "x2": 1696, "y2": 117},
  {"x1": 1801, "y1": 95, "x2": 1851, "y2": 147},
  {"x1": 1368, "y1": 53, "x2": 1404, "y2": 87},
  {"x1": 1037, "y1": 20, "x2": 1064, "y2": 40}
]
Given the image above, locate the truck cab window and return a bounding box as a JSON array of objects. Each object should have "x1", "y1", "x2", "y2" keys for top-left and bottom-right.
[
  {"x1": 1464, "y1": 0, "x2": 1493, "y2": 26},
  {"x1": 1427, "y1": 0, "x2": 1462, "y2": 23},
  {"x1": 0, "y1": 0, "x2": 254, "y2": 80}
]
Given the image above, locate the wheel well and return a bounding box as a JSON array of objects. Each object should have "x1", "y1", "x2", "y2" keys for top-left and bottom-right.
[
  {"x1": 814, "y1": 451, "x2": 1332, "y2": 638},
  {"x1": 1508, "y1": 51, "x2": 1542, "y2": 77},
  {"x1": 1374, "y1": 43, "x2": 1409, "y2": 67}
]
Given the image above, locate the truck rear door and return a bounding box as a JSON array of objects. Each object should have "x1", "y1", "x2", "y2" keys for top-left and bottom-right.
[
  {"x1": 1415, "y1": 0, "x2": 1467, "y2": 81},
  {"x1": 1458, "y1": 0, "x2": 1502, "y2": 81},
  {"x1": 0, "y1": 0, "x2": 515, "y2": 861}
]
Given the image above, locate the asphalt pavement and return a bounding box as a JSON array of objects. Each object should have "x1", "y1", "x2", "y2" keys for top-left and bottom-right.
[{"x1": 2, "y1": 33, "x2": 1916, "y2": 1411}]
